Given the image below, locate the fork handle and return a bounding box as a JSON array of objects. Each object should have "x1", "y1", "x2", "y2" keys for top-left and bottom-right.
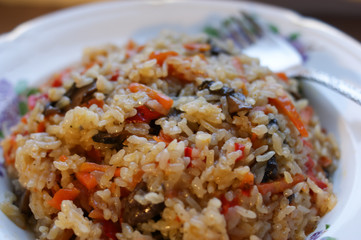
[{"x1": 292, "y1": 69, "x2": 361, "y2": 105}]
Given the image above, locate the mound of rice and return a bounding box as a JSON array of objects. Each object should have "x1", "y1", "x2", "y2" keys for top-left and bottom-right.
[{"x1": 1, "y1": 31, "x2": 339, "y2": 240}]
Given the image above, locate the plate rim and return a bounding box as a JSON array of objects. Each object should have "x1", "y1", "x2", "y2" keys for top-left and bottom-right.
[
  {"x1": 0, "y1": 1, "x2": 360, "y2": 239},
  {"x1": 1, "y1": 0, "x2": 361, "y2": 54}
]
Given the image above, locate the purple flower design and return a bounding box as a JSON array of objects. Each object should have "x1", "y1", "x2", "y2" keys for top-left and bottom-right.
[
  {"x1": 0, "y1": 79, "x2": 20, "y2": 136},
  {"x1": 309, "y1": 231, "x2": 324, "y2": 240}
]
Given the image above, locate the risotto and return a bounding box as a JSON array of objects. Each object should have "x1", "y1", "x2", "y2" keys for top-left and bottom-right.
[{"x1": 1, "y1": 31, "x2": 339, "y2": 240}]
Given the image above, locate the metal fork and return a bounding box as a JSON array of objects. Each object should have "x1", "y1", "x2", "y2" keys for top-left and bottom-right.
[{"x1": 206, "y1": 13, "x2": 361, "y2": 105}]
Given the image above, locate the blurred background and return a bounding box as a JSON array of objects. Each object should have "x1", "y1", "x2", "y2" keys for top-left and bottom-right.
[{"x1": 0, "y1": 0, "x2": 361, "y2": 41}]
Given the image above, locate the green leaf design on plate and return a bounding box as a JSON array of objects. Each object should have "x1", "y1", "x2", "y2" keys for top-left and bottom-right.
[
  {"x1": 269, "y1": 24, "x2": 279, "y2": 34},
  {"x1": 321, "y1": 237, "x2": 336, "y2": 240},
  {"x1": 222, "y1": 18, "x2": 232, "y2": 27},
  {"x1": 289, "y1": 32, "x2": 300, "y2": 41},
  {"x1": 0, "y1": 130, "x2": 4, "y2": 139},
  {"x1": 204, "y1": 26, "x2": 220, "y2": 37},
  {"x1": 18, "y1": 101, "x2": 28, "y2": 116}
]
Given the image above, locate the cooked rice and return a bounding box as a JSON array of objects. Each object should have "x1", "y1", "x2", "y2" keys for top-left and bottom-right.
[{"x1": 1, "y1": 31, "x2": 339, "y2": 240}]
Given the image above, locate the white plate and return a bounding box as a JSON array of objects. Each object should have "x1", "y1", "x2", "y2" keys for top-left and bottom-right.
[{"x1": 1, "y1": 1, "x2": 361, "y2": 239}]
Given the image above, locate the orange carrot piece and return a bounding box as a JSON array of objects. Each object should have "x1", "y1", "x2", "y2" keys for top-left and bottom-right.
[
  {"x1": 129, "y1": 171, "x2": 144, "y2": 189},
  {"x1": 114, "y1": 168, "x2": 121, "y2": 178},
  {"x1": 153, "y1": 131, "x2": 173, "y2": 144},
  {"x1": 128, "y1": 83, "x2": 173, "y2": 111},
  {"x1": 109, "y1": 182, "x2": 118, "y2": 195},
  {"x1": 89, "y1": 208, "x2": 104, "y2": 220},
  {"x1": 257, "y1": 174, "x2": 305, "y2": 195},
  {"x1": 21, "y1": 115, "x2": 28, "y2": 124},
  {"x1": 37, "y1": 121, "x2": 46, "y2": 133},
  {"x1": 183, "y1": 43, "x2": 211, "y2": 52},
  {"x1": 149, "y1": 51, "x2": 179, "y2": 65},
  {"x1": 84, "y1": 98, "x2": 104, "y2": 108},
  {"x1": 240, "y1": 172, "x2": 254, "y2": 190},
  {"x1": 268, "y1": 96, "x2": 308, "y2": 137},
  {"x1": 59, "y1": 155, "x2": 68, "y2": 162},
  {"x1": 319, "y1": 156, "x2": 332, "y2": 168},
  {"x1": 79, "y1": 162, "x2": 108, "y2": 173},
  {"x1": 276, "y1": 72, "x2": 289, "y2": 83},
  {"x1": 47, "y1": 188, "x2": 80, "y2": 210},
  {"x1": 76, "y1": 172, "x2": 98, "y2": 190}
]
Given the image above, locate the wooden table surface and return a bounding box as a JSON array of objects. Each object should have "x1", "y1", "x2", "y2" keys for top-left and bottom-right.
[{"x1": 1, "y1": 3, "x2": 360, "y2": 42}]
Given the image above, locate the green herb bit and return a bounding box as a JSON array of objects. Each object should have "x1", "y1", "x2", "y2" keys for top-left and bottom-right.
[
  {"x1": 18, "y1": 101, "x2": 28, "y2": 116},
  {"x1": 0, "y1": 130, "x2": 4, "y2": 139},
  {"x1": 325, "y1": 224, "x2": 330, "y2": 230}
]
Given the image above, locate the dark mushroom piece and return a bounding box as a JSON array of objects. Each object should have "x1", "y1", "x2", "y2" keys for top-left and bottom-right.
[
  {"x1": 43, "y1": 81, "x2": 98, "y2": 116},
  {"x1": 198, "y1": 80, "x2": 252, "y2": 113},
  {"x1": 148, "y1": 120, "x2": 161, "y2": 136},
  {"x1": 43, "y1": 102, "x2": 62, "y2": 117},
  {"x1": 210, "y1": 44, "x2": 230, "y2": 56},
  {"x1": 267, "y1": 118, "x2": 278, "y2": 128},
  {"x1": 207, "y1": 39, "x2": 230, "y2": 56},
  {"x1": 226, "y1": 92, "x2": 252, "y2": 114},
  {"x1": 198, "y1": 80, "x2": 235, "y2": 95},
  {"x1": 18, "y1": 190, "x2": 31, "y2": 216},
  {"x1": 64, "y1": 81, "x2": 97, "y2": 111},
  {"x1": 122, "y1": 182, "x2": 165, "y2": 227},
  {"x1": 197, "y1": 80, "x2": 215, "y2": 91},
  {"x1": 261, "y1": 155, "x2": 278, "y2": 183},
  {"x1": 287, "y1": 193, "x2": 295, "y2": 204},
  {"x1": 92, "y1": 131, "x2": 128, "y2": 151}
]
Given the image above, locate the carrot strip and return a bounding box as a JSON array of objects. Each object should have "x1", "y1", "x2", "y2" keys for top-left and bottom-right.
[
  {"x1": 257, "y1": 174, "x2": 305, "y2": 195},
  {"x1": 183, "y1": 43, "x2": 211, "y2": 52},
  {"x1": 153, "y1": 131, "x2": 173, "y2": 144},
  {"x1": 114, "y1": 168, "x2": 121, "y2": 178},
  {"x1": 83, "y1": 98, "x2": 104, "y2": 108},
  {"x1": 320, "y1": 156, "x2": 332, "y2": 168},
  {"x1": 59, "y1": 155, "x2": 68, "y2": 162},
  {"x1": 79, "y1": 162, "x2": 108, "y2": 173},
  {"x1": 127, "y1": 105, "x2": 162, "y2": 123},
  {"x1": 76, "y1": 172, "x2": 98, "y2": 190},
  {"x1": 89, "y1": 209, "x2": 104, "y2": 220},
  {"x1": 47, "y1": 188, "x2": 80, "y2": 210},
  {"x1": 149, "y1": 51, "x2": 179, "y2": 65},
  {"x1": 276, "y1": 72, "x2": 289, "y2": 83},
  {"x1": 268, "y1": 96, "x2": 308, "y2": 137},
  {"x1": 240, "y1": 172, "x2": 254, "y2": 190},
  {"x1": 128, "y1": 83, "x2": 173, "y2": 111},
  {"x1": 36, "y1": 121, "x2": 46, "y2": 133}
]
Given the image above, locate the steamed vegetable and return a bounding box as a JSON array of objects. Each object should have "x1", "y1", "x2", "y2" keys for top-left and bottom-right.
[
  {"x1": 48, "y1": 188, "x2": 80, "y2": 210},
  {"x1": 268, "y1": 96, "x2": 308, "y2": 137}
]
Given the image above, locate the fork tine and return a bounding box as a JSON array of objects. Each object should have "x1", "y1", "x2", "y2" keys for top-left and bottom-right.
[
  {"x1": 220, "y1": 18, "x2": 249, "y2": 48},
  {"x1": 231, "y1": 15, "x2": 257, "y2": 45},
  {"x1": 241, "y1": 12, "x2": 264, "y2": 37}
]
